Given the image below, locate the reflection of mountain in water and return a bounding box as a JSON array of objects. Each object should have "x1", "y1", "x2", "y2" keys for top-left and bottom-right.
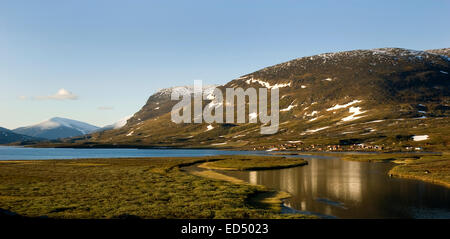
[{"x1": 221, "y1": 156, "x2": 450, "y2": 218}]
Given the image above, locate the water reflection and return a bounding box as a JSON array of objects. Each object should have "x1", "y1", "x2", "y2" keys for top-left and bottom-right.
[{"x1": 222, "y1": 156, "x2": 450, "y2": 218}]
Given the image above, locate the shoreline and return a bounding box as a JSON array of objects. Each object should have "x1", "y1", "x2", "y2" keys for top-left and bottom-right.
[
  {"x1": 388, "y1": 168, "x2": 450, "y2": 188},
  {"x1": 198, "y1": 161, "x2": 308, "y2": 171},
  {"x1": 4, "y1": 144, "x2": 441, "y2": 156},
  {"x1": 8, "y1": 142, "x2": 442, "y2": 154},
  {"x1": 1, "y1": 146, "x2": 448, "y2": 189},
  {"x1": 319, "y1": 152, "x2": 450, "y2": 188}
]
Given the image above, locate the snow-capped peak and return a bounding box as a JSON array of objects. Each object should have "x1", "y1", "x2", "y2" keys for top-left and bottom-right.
[
  {"x1": 156, "y1": 85, "x2": 219, "y2": 96},
  {"x1": 28, "y1": 117, "x2": 99, "y2": 134}
]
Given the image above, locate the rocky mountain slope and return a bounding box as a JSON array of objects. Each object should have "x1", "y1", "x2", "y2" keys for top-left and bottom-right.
[
  {"x1": 60, "y1": 48, "x2": 450, "y2": 151},
  {"x1": 126, "y1": 85, "x2": 218, "y2": 125},
  {"x1": 14, "y1": 117, "x2": 100, "y2": 140}
]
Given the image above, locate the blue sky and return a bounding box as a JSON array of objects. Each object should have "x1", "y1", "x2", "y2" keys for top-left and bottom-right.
[{"x1": 0, "y1": 0, "x2": 449, "y2": 129}]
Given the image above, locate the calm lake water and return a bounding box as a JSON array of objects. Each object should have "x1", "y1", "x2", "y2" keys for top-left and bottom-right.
[
  {"x1": 220, "y1": 155, "x2": 450, "y2": 219},
  {"x1": 0, "y1": 146, "x2": 449, "y2": 218},
  {"x1": 0, "y1": 146, "x2": 263, "y2": 160}
]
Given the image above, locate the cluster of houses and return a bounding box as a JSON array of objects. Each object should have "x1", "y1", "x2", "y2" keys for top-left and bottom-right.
[
  {"x1": 252, "y1": 142, "x2": 422, "y2": 152},
  {"x1": 405, "y1": 146, "x2": 423, "y2": 151}
]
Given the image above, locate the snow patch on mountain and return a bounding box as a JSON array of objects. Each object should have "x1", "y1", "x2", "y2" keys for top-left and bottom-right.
[
  {"x1": 206, "y1": 101, "x2": 223, "y2": 109},
  {"x1": 287, "y1": 140, "x2": 302, "y2": 143},
  {"x1": 101, "y1": 115, "x2": 132, "y2": 131},
  {"x1": 244, "y1": 77, "x2": 291, "y2": 89},
  {"x1": 37, "y1": 120, "x2": 60, "y2": 130},
  {"x1": 157, "y1": 85, "x2": 219, "y2": 96},
  {"x1": 233, "y1": 134, "x2": 246, "y2": 138},
  {"x1": 249, "y1": 112, "x2": 258, "y2": 120},
  {"x1": 413, "y1": 135, "x2": 429, "y2": 141},
  {"x1": 303, "y1": 126, "x2": 330, "y2": 134},
  {"x1": 305, "y1": 111, "x2": 318, "y2": 117},
  {"x1": 280, "y1": 102, "x2": 297, "y2": 112},
  {"x1": 364, "y1": 119, "x2": 385, "y2": 124},
  {"x1": 308, "y1": 116, "x2": 321, "y2": 122},
  {"x1": 327, "y1": 100, "x2": 362, "y2": 111},
  {"x1": 341, "y1": 107, "x2": 366, "y2": 121},
  {"x1": 205, "y1": 92, "x2": 216, "y2": 100},
  {"x1": 211, "y1": 142, "x2": 227, "y2": 146}
]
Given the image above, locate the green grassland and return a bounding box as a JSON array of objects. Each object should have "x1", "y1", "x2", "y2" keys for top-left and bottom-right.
[
  {"x1": 0, "y1": 156, "x2": 313, "y2": 219},
  {"x1": 199, "y1": 155, "x2": 307, "y2": 170},
  {"x1": 388, "y1": 153, "x2": 450, "y2": 188},
  {"x1": 340, "y1": 153, "x2": 441, "y2": 162}
]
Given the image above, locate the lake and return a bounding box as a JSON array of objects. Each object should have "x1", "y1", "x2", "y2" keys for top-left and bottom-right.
[
  {"x1": 0, "y1": 146, "x2": 449, "y2": 218},
  {"x1": 0, "y1": 146, "x2": 264, "y2": 160}
]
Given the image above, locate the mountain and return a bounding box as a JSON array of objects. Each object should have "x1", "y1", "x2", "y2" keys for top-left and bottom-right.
[
  {"x1": 58, "y1": 47, "x2": 450, "y2": 151},
  {"x1": 0, "y1": 127, "x2": 38, "y2": 144},
  {"x1": 126, "y1": 85, "x2": 218, "y2": 125},
  {"x1": 13, "y1": 117, "x2": 100, "y2": 140}
]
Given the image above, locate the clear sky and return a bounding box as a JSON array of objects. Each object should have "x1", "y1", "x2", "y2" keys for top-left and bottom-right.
[{"x1": 1, "y1": 0, "x2": 449, "y2": 129}]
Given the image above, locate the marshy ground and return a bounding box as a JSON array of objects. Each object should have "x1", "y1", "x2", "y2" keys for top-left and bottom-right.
[
  {"x1": 0, "y1": 155, "x2": 312, "y2": 219},
  {"x1": 197, "y1": 155, "x2": 308, "y2": 171},
  {"x1": 1, "y1": 152, "x2": 448, "y2": 219}
]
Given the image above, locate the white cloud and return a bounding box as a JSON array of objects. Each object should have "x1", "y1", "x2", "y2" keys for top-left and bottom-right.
[
  {"x1": 18, "y1": 96, "x2": 28, "y2": 100},
  {"x1": 97, "y1": 106, "x2": 114, "y2": 110},
  {"x1": 35, "y1": 88, "x2": 78, "y2": 100}
]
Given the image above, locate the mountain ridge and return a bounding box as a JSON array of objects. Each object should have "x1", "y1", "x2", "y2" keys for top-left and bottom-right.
[
  {"x1": 40, "y1": 47, "x2": 450, "y2": 151},
  {"x1": 0, "y1": 127, "x2": 39, "y2": 144}
]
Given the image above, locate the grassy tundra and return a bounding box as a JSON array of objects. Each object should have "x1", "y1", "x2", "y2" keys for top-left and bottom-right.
[
  {"x1": 0, "y1": 155, "x2": 312, "y2": 219},
  {"x1": 198, "y1": 155, "x2": 307, "y2": 171}
]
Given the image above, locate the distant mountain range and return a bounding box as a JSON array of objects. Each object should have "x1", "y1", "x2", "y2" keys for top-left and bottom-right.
[
  {"x1": 0, "y1": 116, "x2": 133, "y2": 144},
  {"x1": 62, "y1": 47, "x2": 448, "y2": 151},
  {"x1": 12, "y1": 117, "x2": 100, "y2": 140},
  {"x1": 0, "y1": 127, "x2": 38, "y2": 144}
]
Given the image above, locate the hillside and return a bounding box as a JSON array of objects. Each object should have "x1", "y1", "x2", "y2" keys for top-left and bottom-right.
[
  {"x1": 55, "y1": 48, "x2": 450, "y2": 151},
  {"x1": 13, "y1": 117, "x2": 100, "y2": 140},
  {"x1": 0, "y1": 127, "x2": 39, "y2": 144},
  {"x1": 126, "y1": 85, "x2": 218, "y2": 125},
  {"x1": 426, "y1": 48, "x2": 450, "y2": 57}
]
